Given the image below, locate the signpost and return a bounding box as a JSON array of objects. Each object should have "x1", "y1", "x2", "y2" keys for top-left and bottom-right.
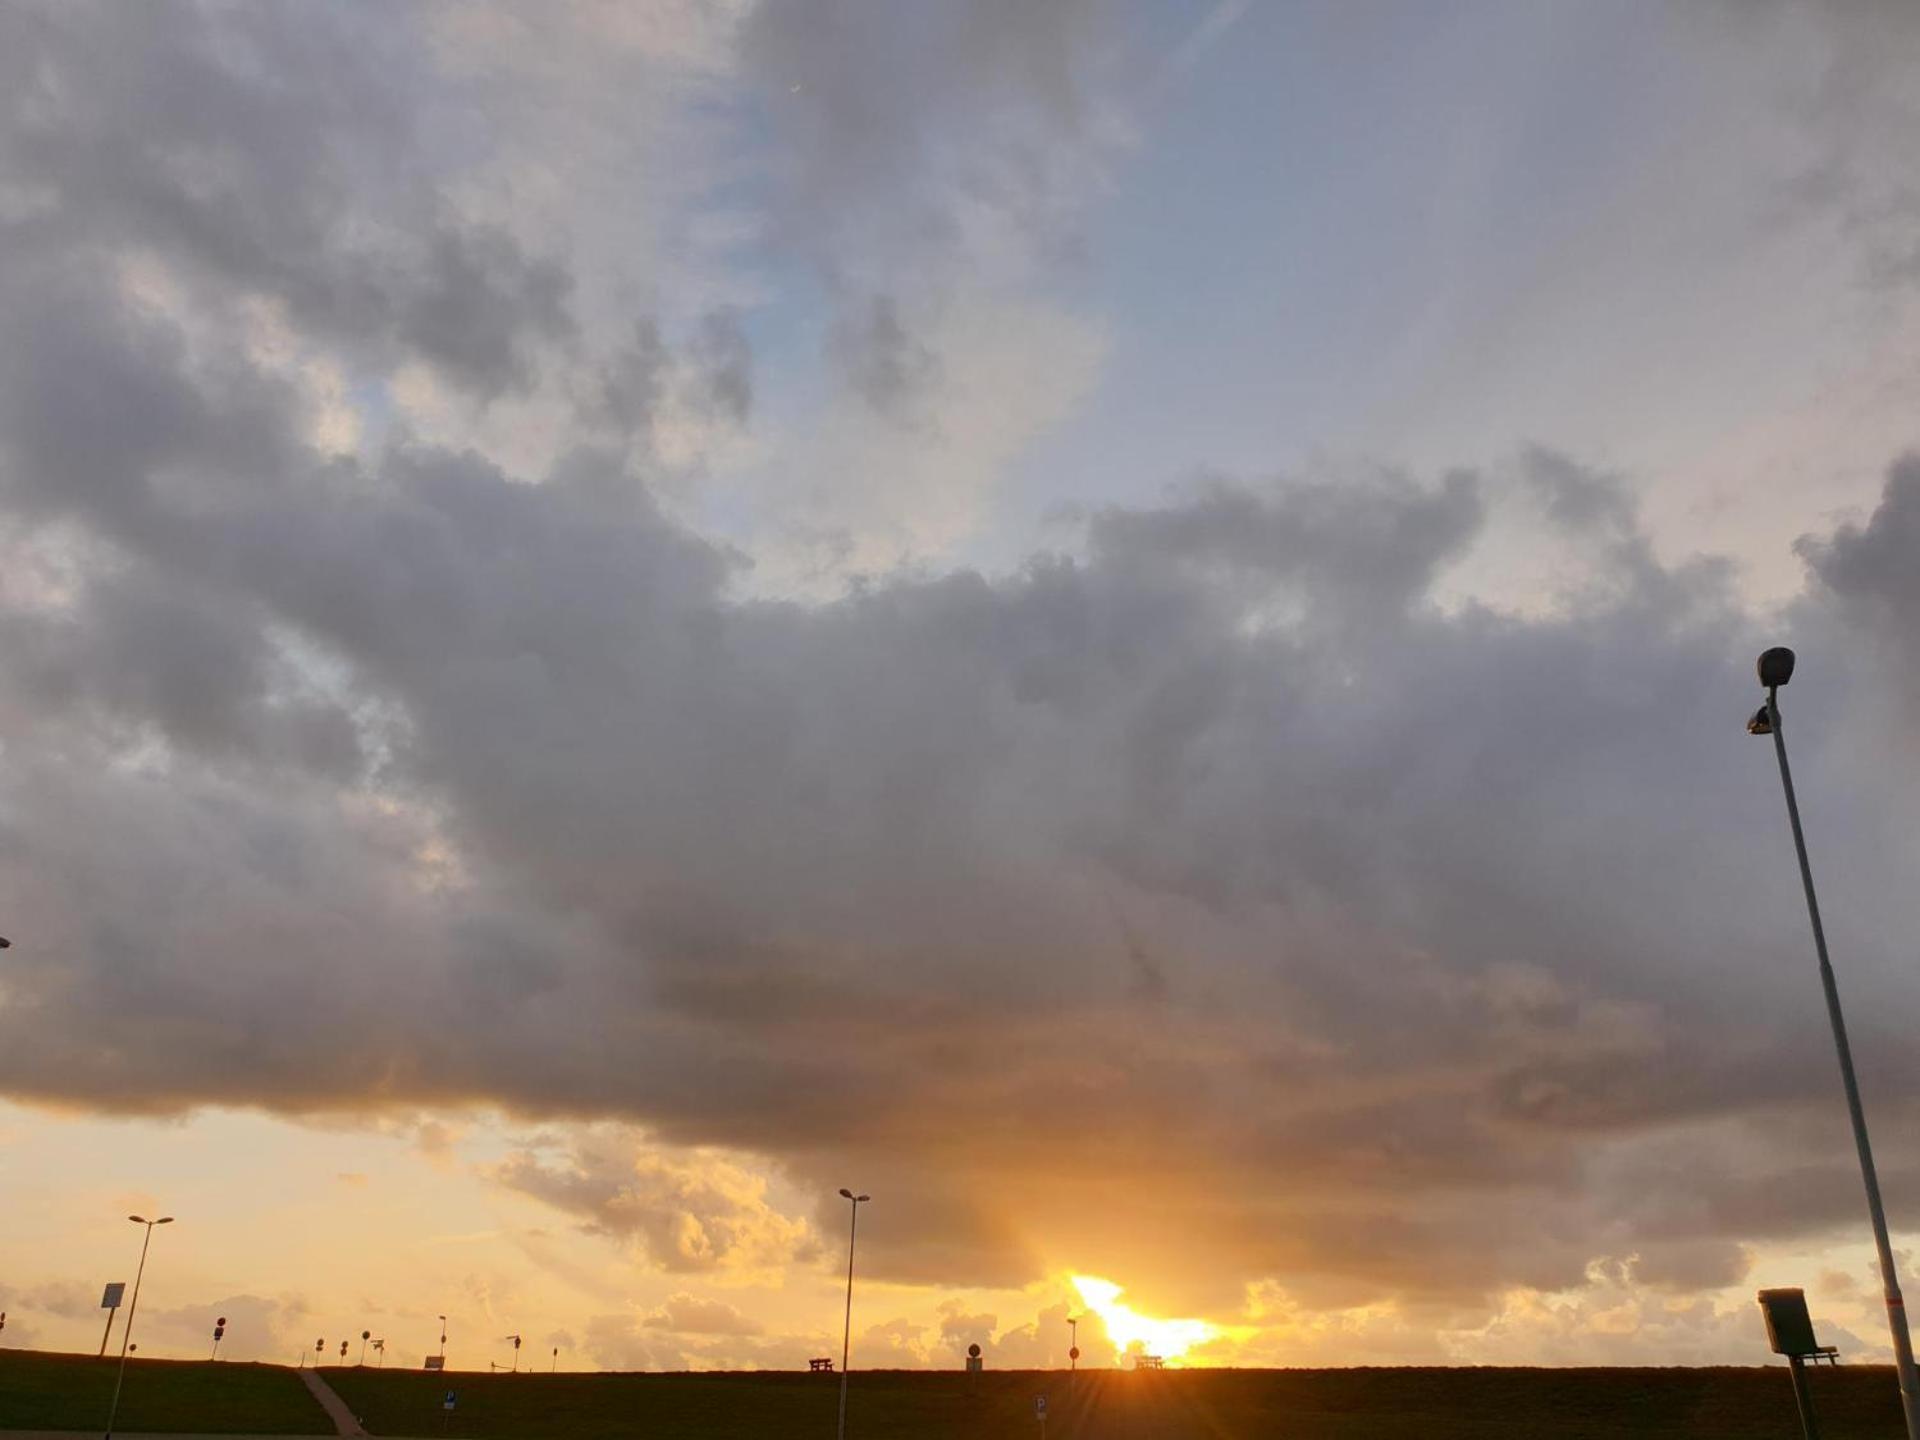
[
  {"x1": 99, "y1": 1283, "x2": 126, "y2": 1357},
  {"x1": 1035, "y1": 1393, "x2": 1048, "y2": 1435}
]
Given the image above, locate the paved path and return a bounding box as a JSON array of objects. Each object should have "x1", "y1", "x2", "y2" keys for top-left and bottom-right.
[{"x1": 298, "y1": 1371, "x2": 367, "y2": 1438}]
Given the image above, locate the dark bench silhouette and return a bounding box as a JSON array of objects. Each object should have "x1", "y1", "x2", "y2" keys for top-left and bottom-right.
[{"x1": 808, "y1": 1357, "x2": 834, "y2": 1372}]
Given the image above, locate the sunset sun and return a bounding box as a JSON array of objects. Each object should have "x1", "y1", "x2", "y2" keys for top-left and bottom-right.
[{"x1": 1072, "y1": 1276, "x2": 1218, "y2": 1365}]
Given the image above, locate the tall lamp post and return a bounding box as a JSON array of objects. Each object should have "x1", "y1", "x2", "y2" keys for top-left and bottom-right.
[
  {"x1": 835, "y1": 1188, "x2": 869, "y2": 1440},
  {"x1": 1749, "y1": 646, "x2": 1920, "y2": 1439},
  {"x1": 104, "y1": 1214, "x2": 173, "y2": 1440}
]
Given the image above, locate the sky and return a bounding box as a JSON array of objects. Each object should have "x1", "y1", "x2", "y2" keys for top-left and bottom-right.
[{"x1": 5, "y1": 0, "x2": 1920, "y2": 1374}]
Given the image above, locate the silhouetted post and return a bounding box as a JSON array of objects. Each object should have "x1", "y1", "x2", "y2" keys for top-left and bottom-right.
[
  {"x1": 105, "y1": 1214, "x2": 173, "y2": 1440},
  {"x1": 836, "y1": 1189, "x2": 869, "y2": 1440},
  {"x1": 1786, "y1": 1355, "x2": 1822, "y2": 1440},
  {"x1": 98, "y1": 1283, "x2": 125, "y2": 1357},
  {"x1": 1749, "y1": 647, "x2": 1920, "y2": 1440}
]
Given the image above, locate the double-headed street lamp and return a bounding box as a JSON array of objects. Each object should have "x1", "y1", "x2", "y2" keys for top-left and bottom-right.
[
  {"x1": 836, "y1": 1189, "x2": 869, "y2": 1440},
  {"x1": 104, "y1": 1214, "x2": 173, "y2": 1440},
  {"x1": 1749, "y1": 647, "x2": 1920, "y2": 1439}
]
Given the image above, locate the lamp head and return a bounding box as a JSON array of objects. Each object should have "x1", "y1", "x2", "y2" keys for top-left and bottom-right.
[
  {"x1": 129, "y1": 1214, "x2": 145, "y2": 1224},
  {"x1": 0, "y1": 936, "x2": 11, "y2": 948},
  {"x1": 1747, "y1": 705, "x2": 1774, "y2": 736},
  {"x1": 156, "y1": 1216, "x2": 173, "y2": 1224},
  {"x1": 1757, "y1": 647, "x2": 1796, "y2": 689},
  {"x1": 839, "y1": 1188, "x2": 854, "y2": 1199},
  {"x1": 857, "y1": 1194, "x2": 870, "y2": 1202}
]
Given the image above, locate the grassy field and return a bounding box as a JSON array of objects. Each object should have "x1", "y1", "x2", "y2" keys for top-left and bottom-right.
[
  {"x1": 2, "y1": 1350, "x2": 1905, "y2": 1438},
  {"x1": 320, "y1": 1362, "x2": 1905, "y2": 1439},
  {"x1": 0, "y1": 1350, "x2": 329, "y2": 1434}
]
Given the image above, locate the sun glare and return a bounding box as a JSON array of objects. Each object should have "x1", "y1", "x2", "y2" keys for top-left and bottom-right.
[{"x1": 1071, "y1": 1275, "x2": 1217, "y2": 1364}]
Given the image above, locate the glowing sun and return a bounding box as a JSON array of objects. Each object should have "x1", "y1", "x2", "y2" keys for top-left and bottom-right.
[{"x1": 1071, "y1": 1275, "x2": 1217, "y2": 1363}]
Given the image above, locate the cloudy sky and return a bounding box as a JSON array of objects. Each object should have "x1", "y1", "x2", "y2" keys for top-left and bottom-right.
[{"x1": 5, "y1": 0, "x2": 1920, "y2": 1373}]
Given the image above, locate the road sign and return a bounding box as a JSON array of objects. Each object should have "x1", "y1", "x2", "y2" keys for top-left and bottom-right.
[
  {"x1": 424, "y1": 1356, "x2": 445, "y2": 1371},
  {"x1": 1036, "y1": 1395, "x2": 1048, "y2": 1416},
  {"x1": 101, "y1": 1283, "x2": 126, "y2": 1309},
  {"x1": 443, "y1": 1391, "x2": 457, "y2": 1411}
]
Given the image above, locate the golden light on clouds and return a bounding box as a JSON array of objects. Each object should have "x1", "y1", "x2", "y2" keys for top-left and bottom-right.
[{"x1": 1072, "y1": 1275, "x2": 1217, "y2": 1364}]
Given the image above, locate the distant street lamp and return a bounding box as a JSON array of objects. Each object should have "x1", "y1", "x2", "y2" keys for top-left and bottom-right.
[
  {"x1": 1748, "y1": 646, "x2": 1920, "y2": 1440},
  {"x1": 836, "y1": 1189, "x2": 869, "y2": 1440},
  {"x1": 1067, "y1": 1315, "x2": 1081, "y2": 1385},
  {"x1": 439, "y1": 1315, "x2": 448, "y2": 1365},
  {"x1": 360, "y1": 1330, "x2": 370, "y2": 1366},
  {"x1": 104, "y1": 1214, "x2": 173, "y2": 1440}
]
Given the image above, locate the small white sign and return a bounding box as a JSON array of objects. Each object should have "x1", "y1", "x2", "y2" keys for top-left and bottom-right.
[
  {"x1": 100, "y1": 1283, "x2": 126, "y2": 1309},
  {"x1": 1035, "y1": 1395, "x2": 1048, "y2": 1417},
  {"x1": 443, "y1": 1391, "x2": 457, "y2": 1411}
]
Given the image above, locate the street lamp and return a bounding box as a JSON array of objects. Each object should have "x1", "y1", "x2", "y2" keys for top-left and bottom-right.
[
  {"x1": 836, "y1": 1189, "x2": 869, "y2": 1440},
  {"x1": 104, "y1": 1214, "x2": 173, "y2": 1440},
  {"x1": 1749, "y1": 646, "x2": 1920, "y2": 1439},
  {"x1": 439, "y1": 1315, "x2": 447, "y2": 1365},
  {"x1": 1067, "y1": 1315, "x2": 1080, "y2": 1382},
  {"x1": 0, "y1": 935, "x2": 11, "y2": 947}
]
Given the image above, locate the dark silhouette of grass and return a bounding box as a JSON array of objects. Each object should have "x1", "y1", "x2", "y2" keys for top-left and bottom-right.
[
  {"x1": 1, "y1": 1349, "x2": 1903, "y2": 1437},
  {"x1": 0, "y1": 1349, "x2": 328, "y2": 1433},
  {"x1": 324, "y1": 1362, "x2": 1906, "y2": 1439}
]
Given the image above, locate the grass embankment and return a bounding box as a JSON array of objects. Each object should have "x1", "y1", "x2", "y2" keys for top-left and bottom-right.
[
  {"x1": 0, "y1": 1350, "x2": 1902, "y2": 1438},
  {"x1": 322, "y1": 1363, "x2": 1907, "y2": 1440},
  {"x1": 0, "y1": 1349, "x2": 329, "y2": 1433}
]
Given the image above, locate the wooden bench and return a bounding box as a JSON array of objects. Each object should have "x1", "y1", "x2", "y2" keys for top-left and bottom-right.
[{"x1": 808, "y1": 1357, "x2": 834, "y2": 1372}]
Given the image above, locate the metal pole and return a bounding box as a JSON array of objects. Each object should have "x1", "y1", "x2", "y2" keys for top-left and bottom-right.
[
  {"x1": 1786, "y1": 1355, "x2": 1822, "y2": 1440},
  {"x1": 837, "y1": 1196, "x2": 860, "y2": 1440},
  {"x1": 104, "y1": 1225, "x2": 154, "y2": 1440},
  {"x1": 1766, "y1": 686, "x2": 1920, "y2": 1439}
]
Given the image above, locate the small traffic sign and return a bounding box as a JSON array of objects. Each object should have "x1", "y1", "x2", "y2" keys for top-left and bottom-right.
[{"x1": 443, "y1": 1391, "x2": 457, "y2": 1411}]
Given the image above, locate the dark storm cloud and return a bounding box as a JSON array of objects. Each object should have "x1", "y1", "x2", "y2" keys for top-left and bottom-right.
[{"x1": 8, "y1": 0, "x2": 1920, "y2": 1325}]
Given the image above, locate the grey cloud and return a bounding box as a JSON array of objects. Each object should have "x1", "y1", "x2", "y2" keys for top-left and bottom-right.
[
  {"x1": 830, "y1": 294, "x2": 941, "y2": 422},
  {"x1": 0, "y1": 2, "x2": 573, "y2": 402},
  {"x1": 740, "y1": 0, "x2": 1116, "y2": 276},
  {"x1": 1800, "y1": 454, "x2": 1920, "y2": 682},
  {"x1": 7, "y1": 418, "x2": 1919, "y2": 1318},
  {"x1": 12, "y1": 0, "x2": 1920, "y2": 1329}
]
